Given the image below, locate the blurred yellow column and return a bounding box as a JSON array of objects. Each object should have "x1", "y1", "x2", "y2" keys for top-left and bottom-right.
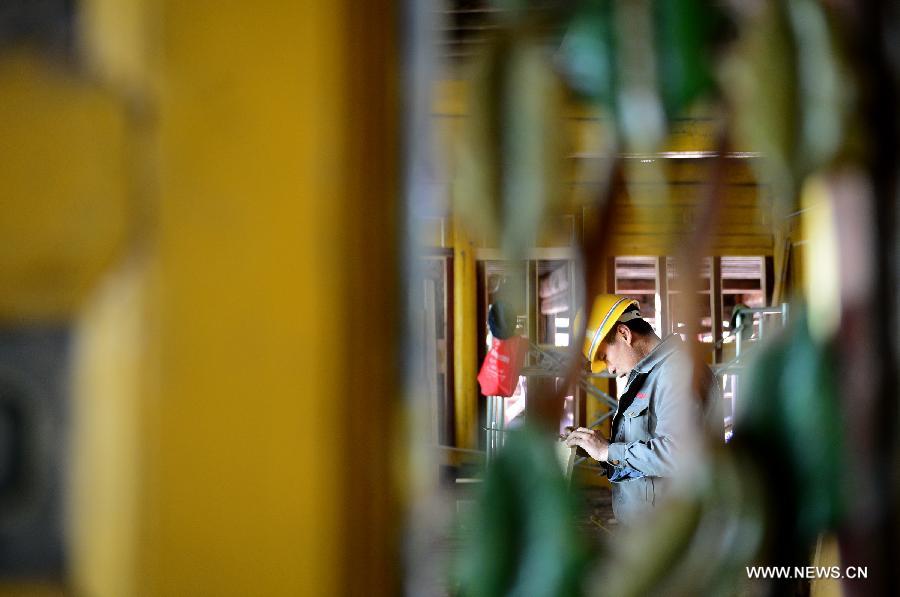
[
  {"x1": 453, "y1": 218, "x2": 479, "y2": 450},
  {"x1": 71, "y1": 0, "x2": 399, "y2": 596}
]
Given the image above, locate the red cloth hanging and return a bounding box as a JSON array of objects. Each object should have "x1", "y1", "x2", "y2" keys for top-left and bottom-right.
[{"x1": 477, "y1": 336, "x2": 528, "y2": 397}]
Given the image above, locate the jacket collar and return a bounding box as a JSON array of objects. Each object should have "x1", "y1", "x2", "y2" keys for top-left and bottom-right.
[{"x1": 632, "y1": 333, "x2": 682, "y2": 375}]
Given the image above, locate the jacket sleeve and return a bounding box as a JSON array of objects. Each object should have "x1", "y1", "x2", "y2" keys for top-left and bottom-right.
[
  {"x1": 606, "y1": 433, "x2": 679, "y2": 478},
  {"x1": 606, "y1": 362, "x2": 701, "y2": 478}
]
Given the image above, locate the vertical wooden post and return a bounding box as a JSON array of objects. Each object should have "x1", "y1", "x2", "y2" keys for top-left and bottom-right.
[
  {"x1": 453, "y1": 219, "x2": 479, "y2": 450},
  {"x1": 655, "y1": 256, "x2": 670, "y2": 336},
  {"x1": 711, "y1": 256, "x2": 724, "y2": 363}
]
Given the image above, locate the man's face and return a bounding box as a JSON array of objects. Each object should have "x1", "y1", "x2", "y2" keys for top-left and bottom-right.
[{"x1": 597, "y1": 325, "x2": 639, "y2": 378}]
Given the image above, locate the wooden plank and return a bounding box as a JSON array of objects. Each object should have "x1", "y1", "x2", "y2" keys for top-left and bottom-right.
[
  {"x1": 610, "y1": 235, "x2": 774, "y2": 256},
  {"x1": 618, "y1": 185, "x2": 766, "y2": 207},
  {"x1": 615, "y1": 204, "x2": 766, "y2": 223}
]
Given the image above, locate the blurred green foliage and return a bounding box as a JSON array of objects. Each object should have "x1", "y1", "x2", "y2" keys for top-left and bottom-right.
[
  {"x1": 557, "y1": 0, "x2": 720, "y2": 119},
  {"x1": 739, "y1": 310, "x2": 846, "y2": 544},
  {"x1": 593, "y1": 450, "x2": 764, "y2": 597},
  {"x1": 724, "y1": 0, "x2": 851, "y2": 206},
  {"x1": 456, "y1": 31, "x2": 564, "y2": 259},
  {"x1": 557, "y1": 0, "x2": 617, "y2": 107},
  {"x1": 452, "y1": 0, "x2": 875, "y2": 592},
  {"x1": 455, "y1": 426, "x2": 589, "y2": 597}
]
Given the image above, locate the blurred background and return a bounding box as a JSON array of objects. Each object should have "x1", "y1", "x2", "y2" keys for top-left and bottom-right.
[{"x1": 0, "y1": 0, "x2": 897, "y2": 595}]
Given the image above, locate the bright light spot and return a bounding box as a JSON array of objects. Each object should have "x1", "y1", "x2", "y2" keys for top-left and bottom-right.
[{"x1": 555, "y1": 333, "x2": 570, "y2": 346}]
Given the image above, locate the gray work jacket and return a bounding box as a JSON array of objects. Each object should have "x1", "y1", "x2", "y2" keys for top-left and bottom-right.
[{"x1": 603, "y1": 335, "x2": 721, "y2": 524}]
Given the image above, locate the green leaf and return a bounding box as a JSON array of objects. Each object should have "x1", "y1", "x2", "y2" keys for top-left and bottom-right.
[
  {"x1": 557, "y1": 0, "x2": 617, "y2": 107},
  {"x1": 654, "y1": 0, "x2": 720, "y2": 118},
  {"x1": 455, "y1": 426, "x2": 590, "y2": 597}
]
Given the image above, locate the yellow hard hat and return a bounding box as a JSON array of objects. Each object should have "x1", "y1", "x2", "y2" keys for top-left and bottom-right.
[{"x1": 582, "y1": 295, "x2": 640, "y2": 373}]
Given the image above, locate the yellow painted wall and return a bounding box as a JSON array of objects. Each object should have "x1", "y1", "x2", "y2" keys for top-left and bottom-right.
[
  {"x1": 2, "y1": 1, "x2": 399, "y2": 595},
  {"x1": 430, "y1": 78, "x2": 773, "y2": 257},
  {"x1": 137, "y1": 3, "x2": 398, "y2": 595}
]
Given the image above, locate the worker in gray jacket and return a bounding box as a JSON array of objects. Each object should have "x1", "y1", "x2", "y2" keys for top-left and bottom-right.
[{"x1": 566, "y1": 295, "x2": 721, "y2": 525}]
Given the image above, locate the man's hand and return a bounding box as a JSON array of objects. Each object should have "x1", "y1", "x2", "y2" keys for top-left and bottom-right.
[{"x1": 564, "y1": 427, "x2": 609, "y2": 462}]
